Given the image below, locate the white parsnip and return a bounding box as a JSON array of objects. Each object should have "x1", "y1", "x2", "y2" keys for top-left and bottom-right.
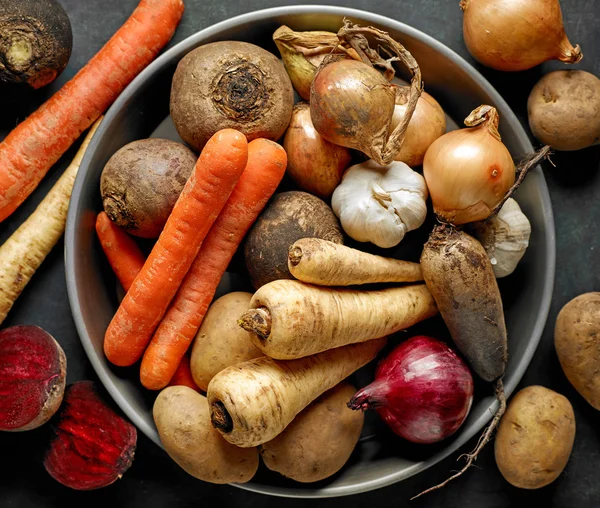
[
  {"x1": 288, "y1": 238, "x2": 423, "y2": 286},
  {"x1": 239, "y1": 279, "x2": 437, "y2": 359},
  {"x1": 0, "y1": 118, "x2": 102, "y2": 324},
  {"x1": 208, "y1": 337, "x2": 386, "y2": 448}
]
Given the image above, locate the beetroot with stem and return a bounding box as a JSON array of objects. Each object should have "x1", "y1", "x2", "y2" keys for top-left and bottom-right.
[
  {"x1": 44, "y1": 381, "x2": 137, "y2": 490},
  {"x1": 0, "y1": 325, "x2": 66, "y2": 432},
  {"x1": 348, "y1": 335, "x2": 474, "y2": 445}
]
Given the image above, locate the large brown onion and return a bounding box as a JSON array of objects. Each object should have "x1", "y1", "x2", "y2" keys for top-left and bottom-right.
[
  {"x1": 283, "y1": 102, "x2": 352, "y2": 198},
  {"x1": 391, "y1": 86, "x2": 446, "y2": 167},
  {"x1": 423, "y1": 105, "x2": 515, "y2": 225},
  {"x1": 309, "y1": 21, "x2": 422, "y2": 166},
  {"x1": 311, "y1": 59, "x2": 396, "y2": 164},
  {"x1": 461, "y1": 0, "x2": 582, "y2": 71}
]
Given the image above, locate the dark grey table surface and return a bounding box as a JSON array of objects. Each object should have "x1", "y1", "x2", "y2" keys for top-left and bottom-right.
[{"x1": 0, "y1": 1, "x2": 599, "y2": 507}]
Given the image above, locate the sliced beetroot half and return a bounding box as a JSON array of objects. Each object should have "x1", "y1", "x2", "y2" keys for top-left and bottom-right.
[
  {"x1": 0, "y1": 325, "x2": 67, "y2": 431},
  {"x1": 44, "y1": 381, "x2": 137, "y2": 490}
]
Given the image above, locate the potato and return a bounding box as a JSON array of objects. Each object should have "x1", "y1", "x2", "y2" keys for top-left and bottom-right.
[
  {"x1": 101, "y1": 138, "x2": 196, "y2": 238},
  {"x1": 190, "y1": 292, "x2": 262, "y2": 391},
  {"x1": 153, "y1": 386, "x2": 258, "y2": 484},
  {"x1": 527, "y1": 70, "x2": 600, "y2": 151},
  {"x1": 245, "y1": 191, "x2": 344, "y2": 289},
  {"x1": 259, "y1": 382, "x2": 363, "y2": 483},
  {"x1": 494, "y1": 385, "x2": 575, "y2": 489},
  {"x1": 555, "y1": 292, "x2": 600, "y2": 409}
]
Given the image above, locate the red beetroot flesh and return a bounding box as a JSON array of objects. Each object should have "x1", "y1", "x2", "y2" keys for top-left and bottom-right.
[
  {"x1": 44, "y1": 381, "x2": 137, "y2": 490},
  {"x1": 0, "y1": 325, "x2": 66, "y2": 431},
  {"x1": 349, "y1": 335, "x2": 474, "y2": 444}
]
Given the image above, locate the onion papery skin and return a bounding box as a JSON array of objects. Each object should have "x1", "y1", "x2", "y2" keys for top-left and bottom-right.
[
  {"x1": 349, "y1": 336, "x2": 474, "y2": 445},
  {"x1": 310, "y1": 59, "x2": 395, "y2": 165},
  {"x1": 461, "y1": 0, "x2": 582, "y2": 72},
  {"x1": 283, "y1": 102, "x2": 352, "y2": 198},
  {"x1": 423, "y1": 125, "x2": 515, "y2": 225},
  {"x1": 391, "y1": 89, "x2": 446, "y2": 167}
]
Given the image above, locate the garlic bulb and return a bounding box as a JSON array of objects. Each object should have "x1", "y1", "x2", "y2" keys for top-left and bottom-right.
[
  {"x1": 472, "y1": 198, "x2": 531, "y2": 278},
  {"x1": 331, "y1": 160, "x2": 428, "y2": 248}
]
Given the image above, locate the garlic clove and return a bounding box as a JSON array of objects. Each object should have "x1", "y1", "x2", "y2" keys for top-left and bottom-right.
[{"x1": 472, "y1": 198, "x2": 531, "y2": 278}]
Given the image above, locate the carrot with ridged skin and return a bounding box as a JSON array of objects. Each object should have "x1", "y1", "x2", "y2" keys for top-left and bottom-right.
[
  {"x1": 288, "y1": 238, "x2": 423, "y2": 286},
  {"x1": 208, "y1": 338, "x2": 387, "y2": 448},
  {"x1": 0, "y1": 119, "x2": 102, "y2": 325},
  {"x1": 0, "y1": 0, "x2": 184, "y2": 222},
  {"x1": 96, "y1": 212, "x2": 145, "y2": 292},
  {"x1": 238, "y1": 280, "x2": 438, "y2": 359},
  {"x1": 140, "y1": 138, "x2": 287, "y2": 390},
  {"x1": 104, "y1": 129, "x2": 248, "y2": 367},
  {"x1": 167, "y1": 354, "x2": 201, "y2": 393}
]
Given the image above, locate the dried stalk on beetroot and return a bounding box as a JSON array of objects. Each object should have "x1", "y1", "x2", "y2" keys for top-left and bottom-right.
[
  {"x1": 0, "y1": 325, "x2": 66, "y2": 432},
  {"x1": 310, "y1": 19, "x2": 422, "y2": 166},
  {"x1": 415, "y1": 225, "x2": 509, "y2": 498},
  {"x1": 44, "y1": 381, "x2": 137, "y2": 490}
]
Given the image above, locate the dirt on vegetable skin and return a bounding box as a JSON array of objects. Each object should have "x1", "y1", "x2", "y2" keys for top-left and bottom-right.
[{"x1": 0, "y1": 0, "x2": 72, "y2": 88}]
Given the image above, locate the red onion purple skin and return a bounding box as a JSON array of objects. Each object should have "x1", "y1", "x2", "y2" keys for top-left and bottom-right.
[{"x1": 349, "y1": 336, "x2": 474, "y2": 444}]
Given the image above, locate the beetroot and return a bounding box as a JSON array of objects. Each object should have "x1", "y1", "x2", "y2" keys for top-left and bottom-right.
[
  {"x1": 0, "y1": 325, "x2": 66, "y2": 431},
  {"x1": 44, "y1": 381, "x2": 137, "y2": 490}
]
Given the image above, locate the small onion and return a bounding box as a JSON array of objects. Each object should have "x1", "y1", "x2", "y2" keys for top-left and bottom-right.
[
  {"x1": 273, "y1": 26, "x2": 348, "y2": 101},
  {"x1": 283, "y1": 102, "x2": 352, "y2": 198},
  {"x1": 423, "y1": 105, "x2": 515, "y2": 225},
  {"x1": 461, "y1": 0, "x2": 582, "y2": 72},
  {"x1": 391, "y1": 86, "x2": 446, "y2": 167},
  {"x1": 348, "y1": 335, "x2": 474, "y2": 444}
]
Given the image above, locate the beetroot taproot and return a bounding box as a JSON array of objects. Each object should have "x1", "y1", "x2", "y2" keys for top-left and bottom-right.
[
  {"x1": 0, "y1": 325, "x2": 66, "y2": 431},
  {"x1": 44, "y1": 381, "x2": 137, "y2": 490}
]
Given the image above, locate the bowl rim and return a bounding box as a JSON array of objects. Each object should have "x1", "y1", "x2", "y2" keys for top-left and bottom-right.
[{"x1": 65, "y1": 4, "x2": 556, "y2": 499}]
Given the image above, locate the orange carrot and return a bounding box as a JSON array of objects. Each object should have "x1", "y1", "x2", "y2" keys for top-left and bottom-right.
[
  {"x1": 104, "y1": 129, "x2": 248, "y2": 367},
  {"x1": 167, "y1": 354, "x2": 202, "y2": 393},
  {"x1": 96, "y1": 212, "x2": 146, "y2": 292},
  {"x1": 0, "y1": 0, "x2": 184, "y2": 222},
  {"x1": 140, "y1": 139, "x2": 287, "y2": 390}
]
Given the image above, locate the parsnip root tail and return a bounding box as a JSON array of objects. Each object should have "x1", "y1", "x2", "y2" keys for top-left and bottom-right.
[
  {"x1": 211, "y1": 401, "x2": 233, "y2": 433},
  {"x1": 288, "y1": 245, "x2": 303, "y2": 267},
  {"x1": 238, "y1": 307, "x2": 271, "y2": 339},
  {"x1": 411, "y1": 378, "x2": 507, "y2": 500}
]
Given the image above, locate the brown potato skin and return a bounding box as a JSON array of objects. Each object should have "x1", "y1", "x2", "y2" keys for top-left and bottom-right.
[
  {"x1": 244, "y1": 191, "x2": 344, "y2": 289},
  {"x1": 170, "y1": 41, "x2": 294, "y2": 152},
  {"x1": 153, "y1": 386, "x2": 258, "y2": 484},
  {"x1": 190, "y1": 292, "x2": 262, "y2": 392},
  {"x1": 555, "y1": 292, "x2": 600, "y2": 409},
  {"x1": 259, "y1": 382, "x2": 363, "y2": 482},
  {"x1": 494, "y1": 385, "x2": 575, "y2": 489},
  {"x1": 101, "y1": 138, "x2": 196, "y2": 238},
  {"x1": 528, "y1": 70, "x2": 600, "y2": 151},
  {"x1": 420, "y1": 224, "x2": 507, "y2": 382}
]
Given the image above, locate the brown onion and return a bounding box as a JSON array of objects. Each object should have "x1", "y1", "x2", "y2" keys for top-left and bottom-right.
[
  {"x1": 391, "y1": 86, "x2": 446, "y2": 167},
  {"x1": 273, "y1": 26, "x2": 348, "y2": 101},
  {"x1": 423, "y1": 105, "x2": 515, "y2": 225},
  {"x1": 310, "y1": 21, "x2": 422, "y2": 166},
  {"x1": 461, "y1": 0, "x2": 582, "y2": 72},
  {"x1": 283, "y1": 102, "x2": 352, "y2": 198}
]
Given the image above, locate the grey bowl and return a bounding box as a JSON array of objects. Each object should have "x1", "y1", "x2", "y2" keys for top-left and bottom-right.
[{"x1": 65, "y1": 5, "x2": 555, "y2": 499}]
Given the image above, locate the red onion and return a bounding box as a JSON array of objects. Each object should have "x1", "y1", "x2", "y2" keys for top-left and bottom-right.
[{"x1": 348, "y1": 335, "x2": 474, "y2": 444}]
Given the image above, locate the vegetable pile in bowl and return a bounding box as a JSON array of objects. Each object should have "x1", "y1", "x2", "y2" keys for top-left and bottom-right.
[{"x1": 65, "y1": 6, "x2": 555, "y2": 498}]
